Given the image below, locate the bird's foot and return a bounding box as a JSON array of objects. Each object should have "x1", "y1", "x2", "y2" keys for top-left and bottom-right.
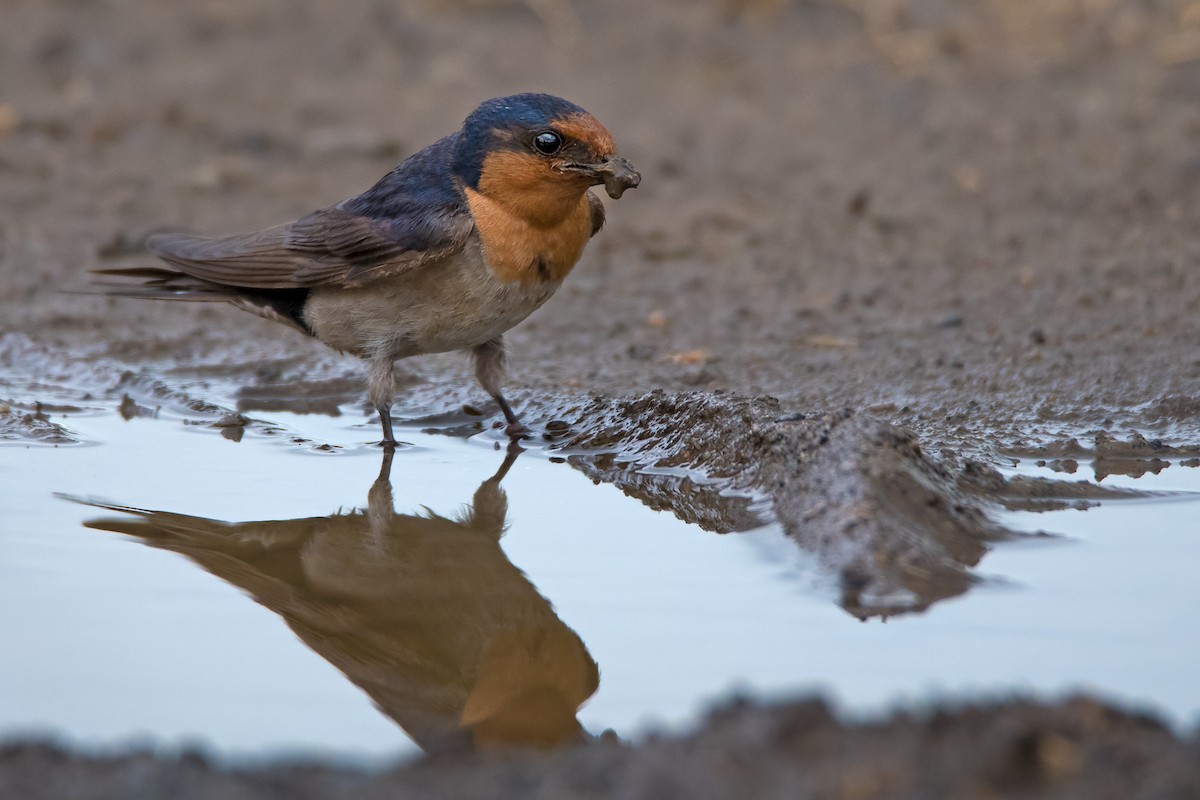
[{"x1": 503, "y1": 420, "x2": 529, "y2": 438}]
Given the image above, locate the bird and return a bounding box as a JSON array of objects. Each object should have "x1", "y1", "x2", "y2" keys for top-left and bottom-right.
[
  {"x1": 70, "y1": 445, "x2": 600, "y2": 754},
  {"x1": 95, "y1": 93, "x2": 640, "y2": 445}
]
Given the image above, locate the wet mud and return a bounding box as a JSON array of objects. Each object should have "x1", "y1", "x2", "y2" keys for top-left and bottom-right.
[
  {"x1": 5, "y1": 697, "x2": 1199, "y2": 800},
  {"x1": 4, "y1": 0, "x2": 1200, "y2": 795},
  {"x1": 0, "y1": 402, "x2": 74, "y2": 446},
  {"x1": 528, "y1": 389, "x2": 1007, "y2": 617}
]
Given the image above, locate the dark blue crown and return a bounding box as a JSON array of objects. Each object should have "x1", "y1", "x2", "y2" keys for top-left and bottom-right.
[{"x1": 453, "y1": 94, "x2": 587, "y2": 188}]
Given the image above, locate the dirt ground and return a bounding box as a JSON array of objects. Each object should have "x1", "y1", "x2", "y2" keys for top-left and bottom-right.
[{"x1": 4, "y1": 0, "x2": 1200, "y2": 796}]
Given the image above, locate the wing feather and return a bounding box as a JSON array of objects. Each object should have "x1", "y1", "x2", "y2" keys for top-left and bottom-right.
[
  {"x1": 143, "y1": 133, "x2": 475, "y2": 290},
  {"x1": 146, "y1": 207, "x2": 473, "y2": 291}
]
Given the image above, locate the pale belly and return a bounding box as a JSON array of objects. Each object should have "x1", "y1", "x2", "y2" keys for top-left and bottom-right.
[{"x1": 302, "y1": 245, "x2": 561, "y2": 360}]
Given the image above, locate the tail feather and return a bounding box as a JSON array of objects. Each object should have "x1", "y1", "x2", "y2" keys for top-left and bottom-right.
[
  {"x1": 89, "y1": 266, "x2": 313, "y2": 333},
  {"x1": 91, "y1": 266, "x2": 236, "y2": 297},
  {"x1": 93, "y1": 266, "x2": 195, "y2": 282}
]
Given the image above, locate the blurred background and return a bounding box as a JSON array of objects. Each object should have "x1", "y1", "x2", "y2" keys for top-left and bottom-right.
[{"x1": 3, "y1": 0, "x2": 1200, "y2": 442}]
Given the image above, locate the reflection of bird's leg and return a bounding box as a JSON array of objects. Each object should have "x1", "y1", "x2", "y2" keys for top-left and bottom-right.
[
  {"x1": 472, "y1": 336, "x2": 527, "y2": 437},
  {"x1": 367, "y1": 447, "x2": 396, "y2": 545},
  {"x1": 368, "y1": 357, "x2": 398, "y2": 446},
  {"x1": 468, "y1": 442, "x2": 522, "y2": 536},
  {"x1": 376, "y1": 446, "x2": 396, "y2": 484},
  {"x1": 491, "y1": 441, "x2": 523, "y2": 483}
]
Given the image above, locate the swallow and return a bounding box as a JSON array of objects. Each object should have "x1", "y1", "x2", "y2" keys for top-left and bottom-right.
[
  {"x1": 96, "y1": 93, "x2": 640, "y2": 445},
  {"x1": 72, "y1": 446, "x2": 599, "y2": 754}
]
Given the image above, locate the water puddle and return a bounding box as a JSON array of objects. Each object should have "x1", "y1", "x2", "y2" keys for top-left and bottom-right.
[
  {"x1": 990, "y1": 456, "x2": 1200, "y2": 726},
  {"x1": 3, "y1": 369, "x2": 1200, "y2": 764}
]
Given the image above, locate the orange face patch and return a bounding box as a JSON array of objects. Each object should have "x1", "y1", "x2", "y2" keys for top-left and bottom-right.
[
  {"x1": 552, "y1": 113, "x2": 617, "y2": 158},
  {"x1": 477, "y1": 150, "x2": 593, "y2": 228}
]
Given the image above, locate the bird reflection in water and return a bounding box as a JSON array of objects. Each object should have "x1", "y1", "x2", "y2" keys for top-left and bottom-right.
[{"x1": 78, "y1": 445, "x2": 599, "y2": 755}]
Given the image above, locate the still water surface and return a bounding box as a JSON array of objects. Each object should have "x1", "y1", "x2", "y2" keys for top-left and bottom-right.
[{"x1": 2, "y1": 385, "x2": 1198, "y2": 763}]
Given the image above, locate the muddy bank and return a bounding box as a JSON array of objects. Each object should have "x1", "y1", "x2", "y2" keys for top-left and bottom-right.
[
  {"x1": 507, "y1": 389, "x2": 1007, "y2": 618},
  {"x1": 0, "y1": 338, "x2": 1021, "y2": 619},
  {"x1": 0, "y1": 341, "x2": 1166, "y2": 624},
  {"x1": 5, "y1": 696, "x2": 1199, "y2": 800}
]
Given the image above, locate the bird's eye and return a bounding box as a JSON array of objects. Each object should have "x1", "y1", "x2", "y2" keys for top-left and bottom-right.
[{"x1": 532, "y1": 131, "x2": 563, "y2": 155}]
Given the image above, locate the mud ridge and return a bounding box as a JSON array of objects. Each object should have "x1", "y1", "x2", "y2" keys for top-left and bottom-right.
[
  {"x1": 405, "y1": 386, "x2": 1009, "y2": 619},
  {"x1": 550, "y1": 391, "x2": 1008, "y2": 617},
  {"x1": 0, "y1": 402, "x2": 76, "y2": 446}
]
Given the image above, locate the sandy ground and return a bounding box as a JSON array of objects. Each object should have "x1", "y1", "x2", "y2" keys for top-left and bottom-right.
[{"x1": 4, "y1": 0, "x2": 1200, "y2": 795}]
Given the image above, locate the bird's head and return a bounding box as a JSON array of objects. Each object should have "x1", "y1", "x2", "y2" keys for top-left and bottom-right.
[{"x1": 453, "y1": 93, "x2": 640, "y2": 225}]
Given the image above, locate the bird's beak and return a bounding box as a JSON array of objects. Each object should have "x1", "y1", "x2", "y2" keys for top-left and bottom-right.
[
  {"x1": 592, "y1": 156, "x2": 641, "y2": 199},
  {"x1": 561, "y1": 156, "x2": 642, "y2": 198}
]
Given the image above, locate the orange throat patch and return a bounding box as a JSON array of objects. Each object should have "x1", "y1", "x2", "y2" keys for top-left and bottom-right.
[{"x1": 465, "y1": 186, "x2": 593, "y2": 284}]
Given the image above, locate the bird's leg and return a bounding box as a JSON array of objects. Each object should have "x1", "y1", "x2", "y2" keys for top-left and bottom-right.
[
  {"x1": 378, "y1": 405, "x2": 397, "y2": 447},
  {"x1": 472, "y1": 336, "x2": 527, "y2": 437},
  {"x1": 368, "y1": 357, "x2": 398, "y2": 446}
]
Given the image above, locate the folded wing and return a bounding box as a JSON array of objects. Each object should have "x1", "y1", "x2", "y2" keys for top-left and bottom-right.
[{"x1": 145, "y1": 204, "x2": 474, "y2": 290}]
